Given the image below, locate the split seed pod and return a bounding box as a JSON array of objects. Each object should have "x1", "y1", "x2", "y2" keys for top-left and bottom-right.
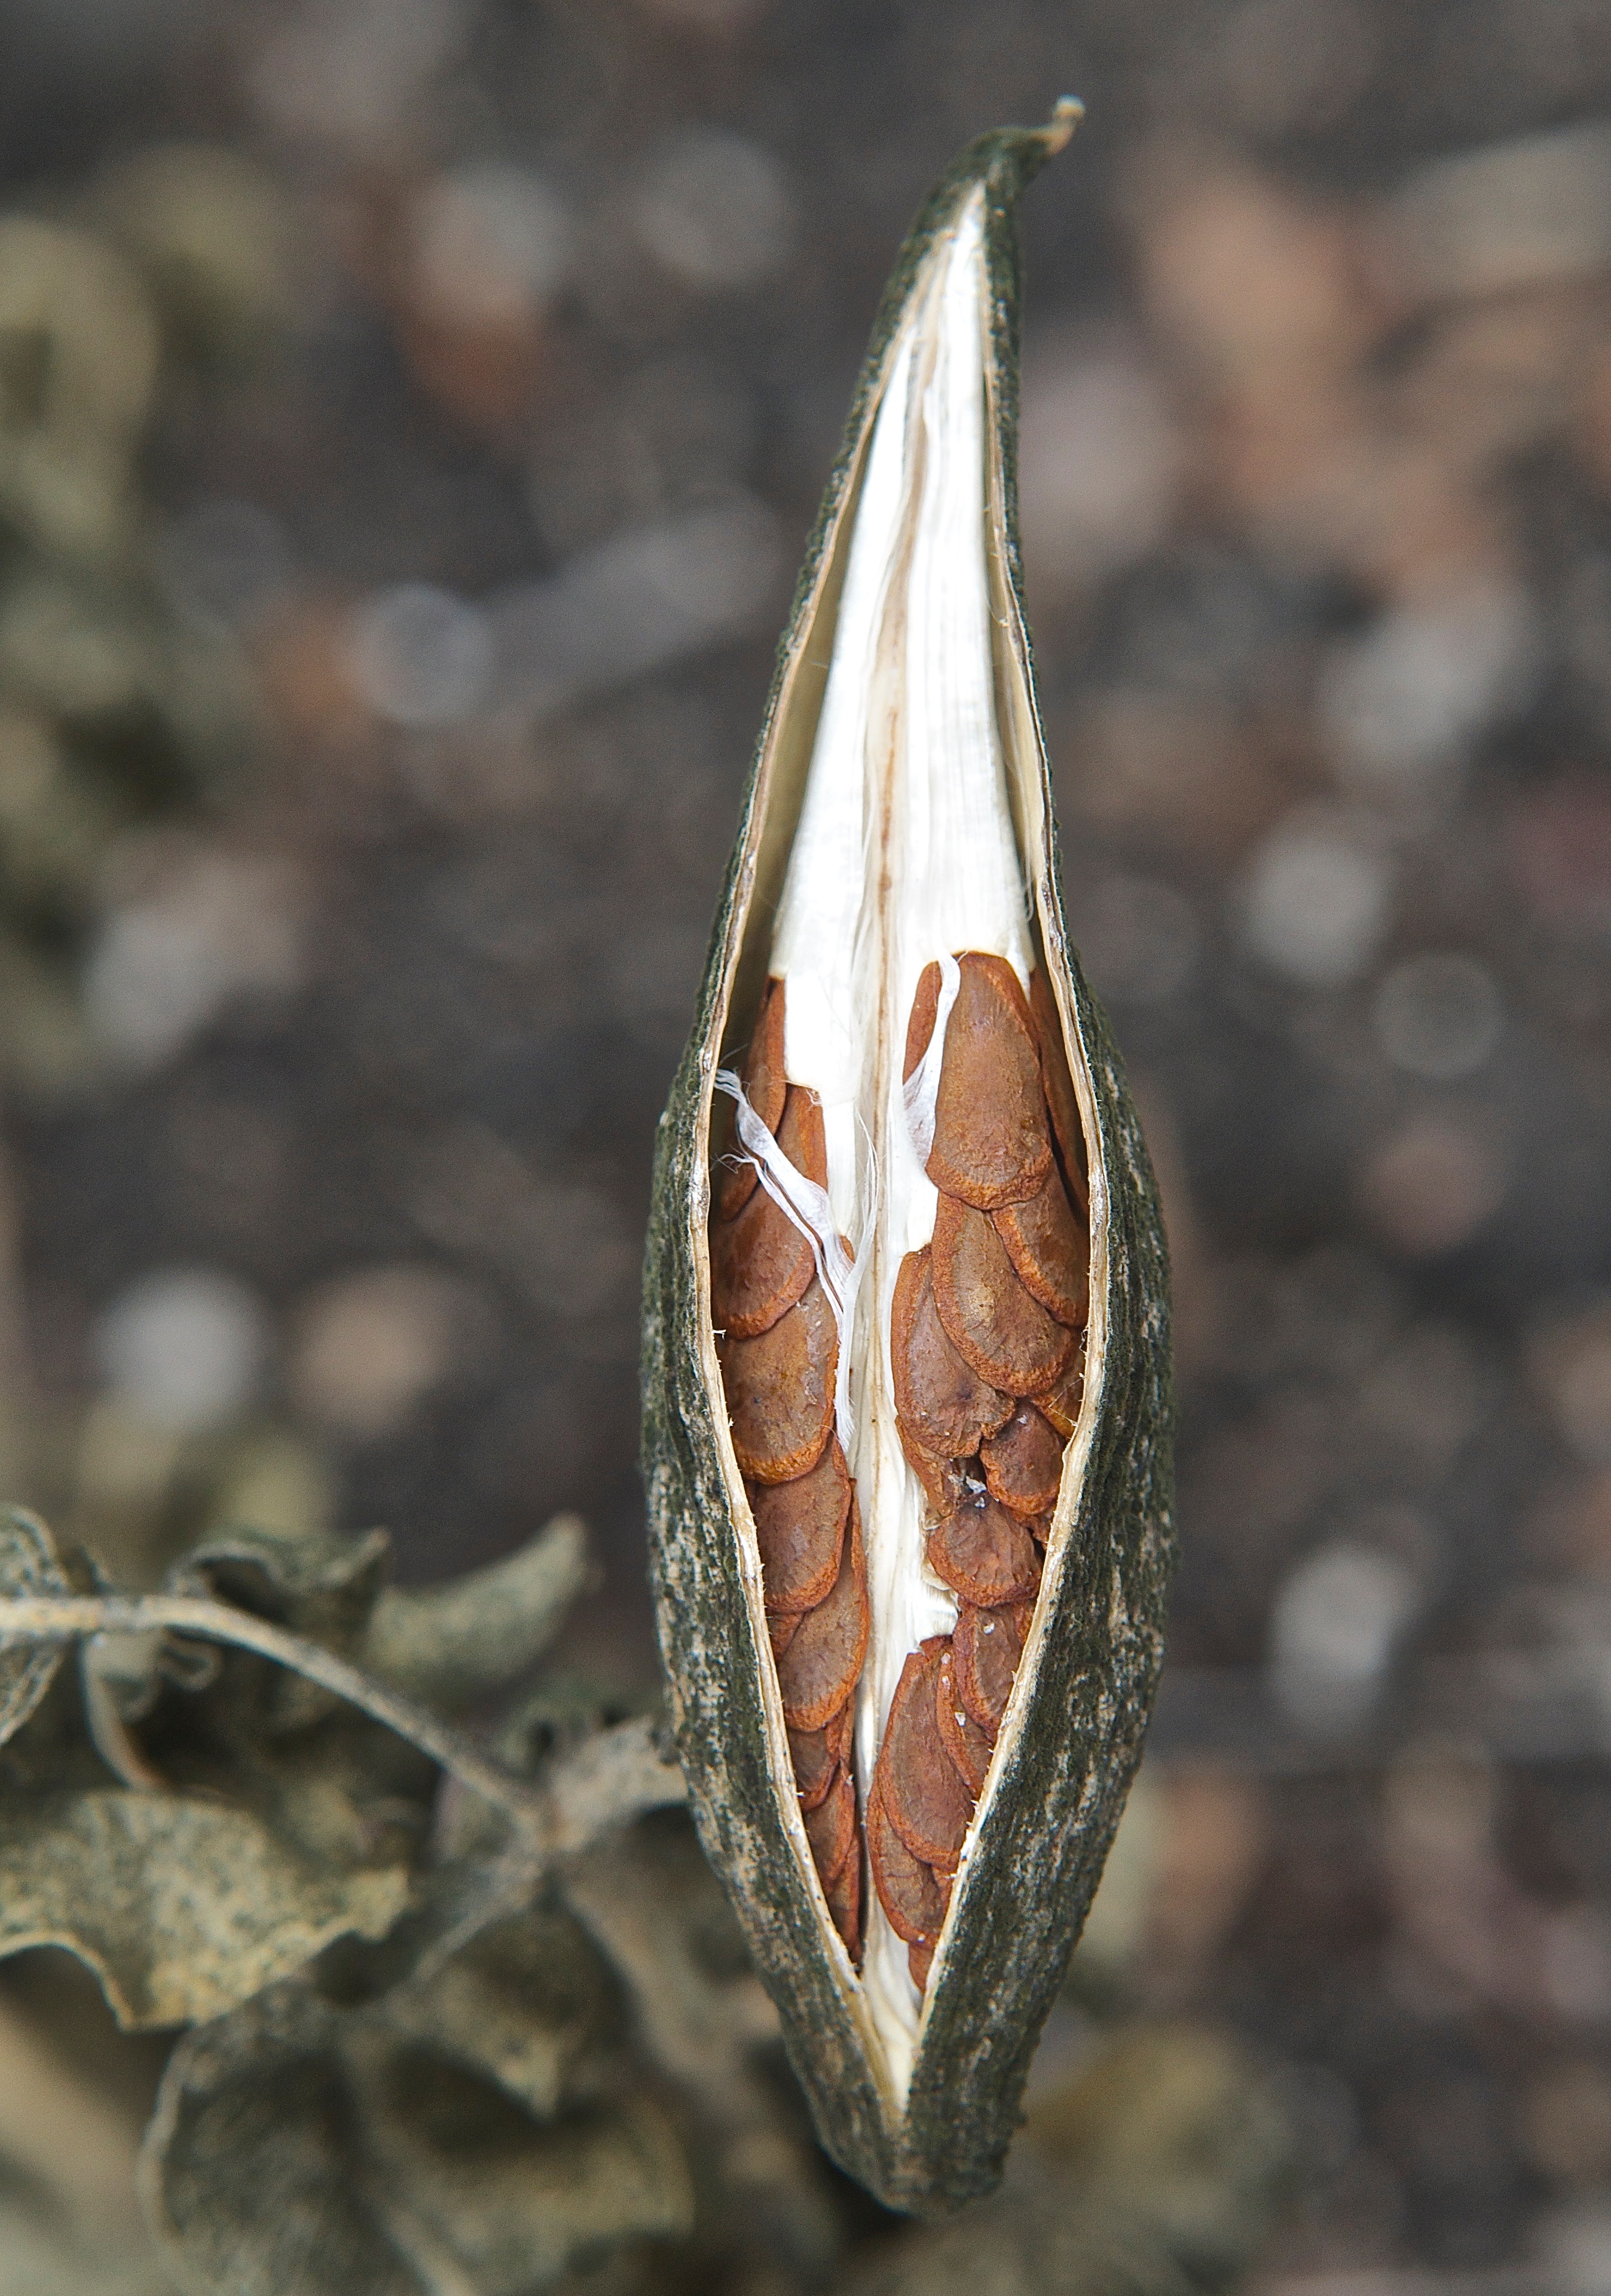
[{"x1": 641, "y1": 105, "x2": 1174, "y2": 2217}]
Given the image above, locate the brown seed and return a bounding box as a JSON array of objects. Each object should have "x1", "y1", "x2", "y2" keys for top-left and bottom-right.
[
  {"x1": 779, "y1": 1080, "x2": 828, "y2": 1186},
  {"x1": 709, "y1": 1086, "x2": 828, "y2": 1339},
  {"x1": 927, "y1": 1490, "x2": 1042, "y2": 1608},
  {"x1": 903, "y1": 959, "x2": 943, "y2": 1083},
  {"x1": 716, "y1": 975, "x2": 788, "y2": 1220},
  {"x1": 866, "y1": 1776, "x2": 952, "y2": 1947},
  {"x1": 719, "y1": 1276, "x2": 837, "y2": 1484},
  {"x1": 748, "y1": 1437, "x2": 851, "y2": 1614},
  {"x1": 908, "y1": 1939, "x2": 935, "y2": 1990},
  {"x1": 891, "y1": 1246, "x2": 1014, "y2": 1459},
  {"x1": 825, "y1": 1695, "x2": 855, "y2": 1767},
  {"x1": 935, "y1": 1647, "x2": 993, "y2": 1796},
  {"x1": 767, "y1": 1608, "x2": 801, "y2": 1659},
  {"x1": 921, "y1": 953, "x2": 1051, "y2": 1212},
  {"x1": 1029, "y1": 963, "x2": 1089, "y2": 1216},
  {"x1": 803, "y1": 1764, "x2": 857, "y2": 1888},
  {"x1": 826, "y1": 1835, "x2": 863, "y2": 1964},
  {"x1": 979, "y1": 1402, "x2": 1066, "y2": 1518},
  {"x1": 775, "y1": 1498, "x2": 870, "y2": 1732},
  {"x1": 788, "y1": 1720, "x2": 839, "y2": 1811},
  {"x1": 992, "y1": 1160, "x2": 1088, "y2": 1330},
  {"x1": 952, "y1": 1602, "x2": 1029, "y2": 1738},
  {"x1": 1037, "y1": 1340, "x2": 1086, "y2": 1440},
  {"x1": 876, "y1": 1638, "x2": 976, "y2": 1872},
  {"x1": 897, "y1": 1418, "x2": 968, "y2": 1522},
  {"x1": 710, "y1": 1187, "x2": 812, "y2": 1341},
  {"x1": 931, "y1": 1193, "x2": 1076, "y2": 1398}
]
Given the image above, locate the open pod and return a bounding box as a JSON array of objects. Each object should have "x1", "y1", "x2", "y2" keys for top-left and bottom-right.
[{"x1": 640, "y1": 107, "x2": 1175, "y2": 2217}]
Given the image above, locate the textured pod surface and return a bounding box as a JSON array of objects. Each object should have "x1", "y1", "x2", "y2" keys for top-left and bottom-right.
[{"x1": 641, "y1": 106, "x2": 1173, "y2": 2215}]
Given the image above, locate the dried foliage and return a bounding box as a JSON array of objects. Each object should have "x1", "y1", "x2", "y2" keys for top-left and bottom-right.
[{"x1": 0, "y1": 1493, "x2": 1295, "y2": 2296}]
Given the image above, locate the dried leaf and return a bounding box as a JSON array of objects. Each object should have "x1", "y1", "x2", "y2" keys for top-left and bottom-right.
[
  {"x1": 0, "y1": 1507, "x2": 71, "y2": 1748},
  {"x1": 0, "y1": 1789, "x2": 409, "y2": 2028},
  {"x1": 360, "y1": 1515, "x2": 588, "y2": 1711},
  {"x1": 167, "y1": 1522, "x2": 392, "y2": 1735},
  {"x1": 148, "y1": 1989, "x2": 425, "y2": 2296},
  {"x1": 561, "y1": 1814, "x2": 842, "y2": 2287},
  {"x1": 173, "y1": 1520, "x2": 391, "y2": 1637},
  {"x1": 146, "y1": 1955, "x2": 693, "y2": 2296},
  {"x1": 370, "y1": 1907, "x2": 618, "y2": 2122}
]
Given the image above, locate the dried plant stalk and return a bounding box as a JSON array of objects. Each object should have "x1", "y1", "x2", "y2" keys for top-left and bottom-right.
[{"x1": 641, "y1": 104, "x2": 1174, "y2": 2216}]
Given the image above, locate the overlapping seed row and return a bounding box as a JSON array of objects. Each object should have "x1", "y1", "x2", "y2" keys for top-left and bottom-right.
[
  {"x1": 710, "y1": 977, "x2": 870, "y2": 1963},
  {"x1": 873, "y1": 952, "x2": 1090, "y2": 1990}
]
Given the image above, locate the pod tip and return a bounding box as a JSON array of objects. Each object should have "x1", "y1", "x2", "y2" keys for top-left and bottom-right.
[{"x1": 1045, "y1": 96, "x2": 1085, "y2": 151}]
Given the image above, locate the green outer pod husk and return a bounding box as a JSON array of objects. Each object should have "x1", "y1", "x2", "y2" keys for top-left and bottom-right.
[{"x1": 640, "y1": 108, "x2": 1175, "y2": 2216}]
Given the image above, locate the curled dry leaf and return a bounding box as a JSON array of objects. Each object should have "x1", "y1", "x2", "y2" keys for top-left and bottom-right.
[
  {"x1": 145, "y1": 1962, "x2": 694, "y2": 2296},
  {"x1": 0, "y1": 1789, "x2": 408, "y2": 2028},
  {"x1": 360, "y1": 1512, "x2": 588, "y2": 1710},
  {"x1": 172, "y1": 1513, "x2": 591, "y2": 1720},
  {"x1": 168, "y1": 1521, "x2": 393, "y2": 1736},
  {"x1": 641, "y1": 105, "x2": 1174, "y2": 2212}
]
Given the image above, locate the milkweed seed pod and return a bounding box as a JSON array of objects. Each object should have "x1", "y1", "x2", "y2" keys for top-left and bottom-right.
[{"x1": 641, "y1": 105, "x2": 1175, "y2": 2217}]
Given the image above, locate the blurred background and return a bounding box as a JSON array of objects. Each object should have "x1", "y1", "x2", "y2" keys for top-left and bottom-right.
[{"x1": 3, "y1": 0, "x2": 1611, "y2": 2286}]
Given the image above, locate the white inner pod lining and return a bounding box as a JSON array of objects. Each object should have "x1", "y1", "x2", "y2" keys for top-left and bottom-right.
[{"x1": 768, "y1": 189, "x2": 1035, "y2": 2095}]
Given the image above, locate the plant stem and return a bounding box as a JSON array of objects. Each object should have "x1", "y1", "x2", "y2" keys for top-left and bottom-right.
[{"x1": 0, "y1": 1593, "x2": 684, "y2": 1848}]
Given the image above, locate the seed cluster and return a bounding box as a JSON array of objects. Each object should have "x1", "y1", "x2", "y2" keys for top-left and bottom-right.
[
  {"x1": 710, "y1": 954, "x2": 1089, "y2": 1993},
  {"x1": 711, "y1": 977, "x2": 870, "y2": 1962},
  {"x1": 873, "y1": 954, "x2": 1089, "y2": 1989}
]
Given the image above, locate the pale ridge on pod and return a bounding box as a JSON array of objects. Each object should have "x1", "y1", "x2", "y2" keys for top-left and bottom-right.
[{"x1": 768, "y1": 192, "x2": 1037, "y2": 2092}]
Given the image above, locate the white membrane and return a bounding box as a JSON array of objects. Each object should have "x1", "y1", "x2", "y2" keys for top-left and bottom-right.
[{"x1": 765, "y1": 191, "x2": 1033, "y2": 2096}]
